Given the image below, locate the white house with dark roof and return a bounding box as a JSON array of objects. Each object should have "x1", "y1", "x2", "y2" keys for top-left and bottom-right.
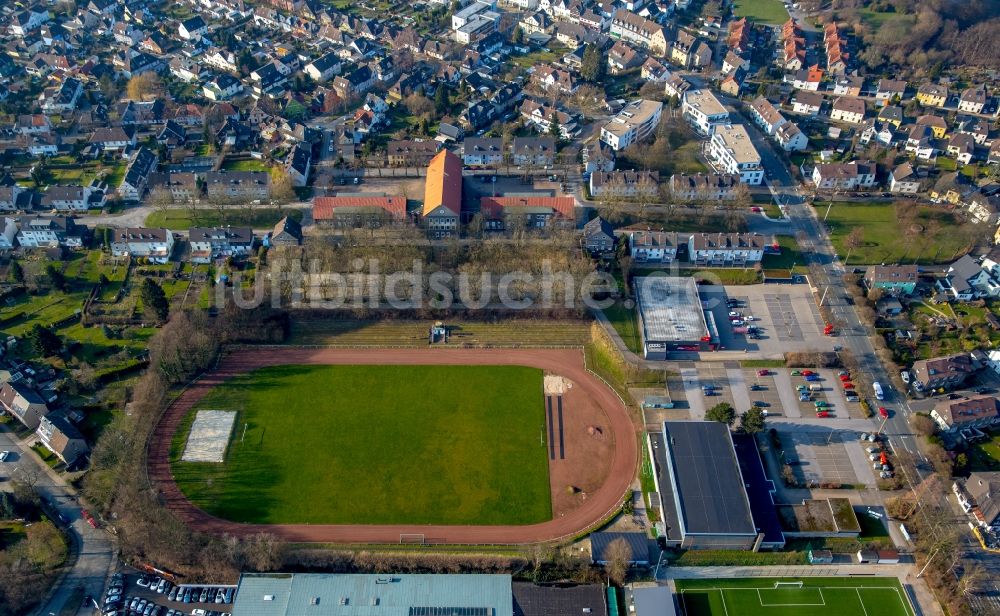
[{"x1": 111, "y1": 228, "x2": 174, "y2": 263}]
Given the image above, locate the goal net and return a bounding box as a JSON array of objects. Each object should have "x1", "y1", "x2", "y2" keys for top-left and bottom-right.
[
  {"x1": 773, "y1": 581, "x2": 804, "y2": 589},
  {"x1": 399, "y1": 534, "x2": 426, "y2": 545}
]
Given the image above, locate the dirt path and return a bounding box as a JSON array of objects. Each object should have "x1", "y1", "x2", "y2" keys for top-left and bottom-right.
[{"x1": 147, "y1": 347, "x2": 638, "y2": 544}]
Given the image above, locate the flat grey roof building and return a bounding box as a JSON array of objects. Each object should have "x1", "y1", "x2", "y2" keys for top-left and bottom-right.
[
  {"x1": 634, "y1": 276, "x2": 712, "y2": 359},
  {"x1": 654, "y1": 421, "x2": 758, "y2": 549},
  {"x1": 232, "y1": 574, "x2": 513, "y2": 616}
]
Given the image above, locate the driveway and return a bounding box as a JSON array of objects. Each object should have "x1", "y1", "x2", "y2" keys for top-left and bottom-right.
[{"x1": 0, "y1": 427, "x2": 117, "y2": 616}]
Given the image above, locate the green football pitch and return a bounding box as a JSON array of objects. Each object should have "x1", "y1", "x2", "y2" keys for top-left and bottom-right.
[
  {"x1": 675, "y1": 578, "x2": 915, "y2": 616},
  {"x1": 170, "y1": 364, "x2": 552, "y2": 526}
]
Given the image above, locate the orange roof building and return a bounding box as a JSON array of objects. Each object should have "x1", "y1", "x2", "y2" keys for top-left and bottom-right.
[
  {"x1": 422, "y1": 149, "x2": 463, "y2": 219},
  {"x1": 479, "y1": 196, "x2": 576, "y2": 220},
  {"x1": 313, "y1": 196, "x2": 407, "y2": 221}
]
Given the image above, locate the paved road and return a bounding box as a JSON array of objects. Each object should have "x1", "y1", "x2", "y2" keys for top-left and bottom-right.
[
  {"x1": 0, "y1": 427, "x2": 117, "y2": 616},
  {"x1": 734, "y1": 109, "x2": 925, "y2": 468}
]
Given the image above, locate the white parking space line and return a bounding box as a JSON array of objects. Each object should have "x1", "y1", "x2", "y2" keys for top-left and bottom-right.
[
  {"x1": 728, "y1": 368, "x2": 752, "y2": 413},
  {"x1": 772, "y1": 370, "x2": 802, "y2": 418},
  {"x1": 682, "y1": 367, "x2": 706, "y2": 420}
]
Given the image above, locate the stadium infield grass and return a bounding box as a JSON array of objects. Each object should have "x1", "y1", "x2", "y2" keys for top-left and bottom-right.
[
  {"x1": 675, "y1": 577, "x2": 914, "y2": 616},
  {"x1": 170, "y1": 364, "x2": 552, "y2": 525}
]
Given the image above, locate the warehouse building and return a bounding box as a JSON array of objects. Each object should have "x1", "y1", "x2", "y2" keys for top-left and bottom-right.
[
  {"x1": 233, "y1": 573, "x2": 513, "y2": 616},
  {"x1": 648, "y1": 421, "x2": 762, "y2": 550},
  {"x1": 634, "y1": 276, "x2": 717, "y2": 360}
]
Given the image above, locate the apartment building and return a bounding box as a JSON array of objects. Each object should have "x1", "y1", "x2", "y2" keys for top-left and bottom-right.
[
  {"x1": 111, "y1": 228, "x2": 174, "y2": 263},
  {"x1": 189, "y1": 226, "x2": 254, "y2": 263},
  {"x1": 629, "y1": 230, "x2": 683, "y2": 263},
  {"x1": 707, "y1": 124, "x2": 764, "y2": 185},
  {"x1": 600, "y1": 99, "x2": 662, "y2": 150},
  {"x1": 609, "y1": 9, "x2": 668, "y2": 56},
  {"x1": 681, "y1": 89, "x2": 729, "y2": 135},
  {"x1": 689, "y1": 232, "x2": 766, "y2": 266},
  {"x1": 669, "y1": 173, "x2": 740, "y2": 201},
  {"x1": 811, "y1": 161, "x2": 877, "y2": 190}
]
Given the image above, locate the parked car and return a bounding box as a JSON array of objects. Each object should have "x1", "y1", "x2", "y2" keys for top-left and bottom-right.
[
  {"x1": 791, "y1": 370, "x2": 802, "y2": 376},
  {"x1": 756, "y1": 369, "x2": 769, "y2": 376},
  {"x1": 816, "y1": 411, "x2": 830, "y2": 418},
  {"x1": 878, "y1": 406, "x2": 889, "y2": 419},
  {"x1": 901, "y1": 371, "x2": 911, "y2": 384},
  {"x1": 750, "y1": 384, "x2": 763, "y2": 391}
]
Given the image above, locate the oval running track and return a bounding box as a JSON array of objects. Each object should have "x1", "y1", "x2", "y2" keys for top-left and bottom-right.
[{"x1": 147, "y1": 347, "x2": 639, "y2": 544}]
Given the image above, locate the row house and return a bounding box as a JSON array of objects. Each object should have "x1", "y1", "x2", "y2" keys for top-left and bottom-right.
[
  {"x1": 37, "y1": 415, "x2": 89, "y2": 466},
  {"x1": 204, "y1": 170, "x2": 270, "y2": 202},
  {"x1": 110, "y1": 227, "x2": 174, "y2": 263},
  {"x1": 780, "y1": 18, "x2": 805, "y2": 71},
  {"x1": 727, "y1": 17, "x2": 749, "y2": 54},
  {"x1": 189, "y1": 227, "x2": 255, "y2": 263},
  {"x1": 916, "y1": 83, "x2": 949, "y2": 108},
  {"x1": 959, "y1": 86, "x2": 988, "y2": 115},
  {"x1": 791, "y1": 90, "x2": 823, "y2": 116},
  {"x1": 932, "y1": 396, "x2": 999, "y2": 434},
  {"x1": 40, "y1": 185, "x2": 106, "y2": 211},
  {"x1": 787, "y1": 65, "x2": 824, "y2": 91},
  {"x1": 519, "y1": 100, "x2": 578, "y2": 140},
  {"x1": 511, "y1": 137, "x2": 557, "y2": 167},
  {"x1": 589, "y1": 170, "x2": 659, "y2": 199},
  {"x1": 689, "y1": 232, "x2": 767, "y2": 266},
  {"x1": 630, "y1": 230, "x2": 683, "y2": 263},
  {"x1": 669, "y1": 173, "x2": 740, "y2": 201},
  {"x1": 833, "y1": 76, "x2": 864, "y2": 97},
  {"x1": 463, "y1": 138, "x2": 505, "y2": 167},
  {"x1": 748, "y1": 97, "x2": 786, "y2": 136},
  {"x1": 150, "y1": 172, "x2": 199, "y2": 202},
  {"x1": 0, "y1": 381, "x2": 48, "y2": 431},
  {"x1": 387, "y1": 139, "x2": 441, "y2": 167},
  {"x1": 118, "y1": 148, "x2": 158, "y2": 202},
  {"x1": 889, "y1": 163, "x2": 923, "y2": 194},
  {"x1": 811, "y1": 161, "x2": 877, "y2": 190},
  {"x1": 875, "y1": 79, "x2": 906, "y2": 105},
  {"x1": 830, "y1": 97, "x2": 865, "y2": 124},
  {"x1": 912, "y1": 353, "x2": 976, "y2": 392},
  {"x1": 707, "y1": 124, "x2": 764, "y2": 185},
  {"x1": 16, "y1": 216, "x2": 86, "y2": 248},
  {"x1": 775, "y1": 122, "x2": 808, "y2": 152},
  {"x1": 823, "y1": 22, "x2": 849, "y2": 74},
  {"x1": 607, "y1": 40, "x2": 640, "y2": 75},
  {"x1": 609, "y1": 9, "x2": 667, "y2": 56}
]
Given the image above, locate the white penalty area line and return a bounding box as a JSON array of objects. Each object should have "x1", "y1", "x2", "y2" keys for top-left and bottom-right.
[{"x1": 755, "y1": 588, "x2": 826, "y2": 607}]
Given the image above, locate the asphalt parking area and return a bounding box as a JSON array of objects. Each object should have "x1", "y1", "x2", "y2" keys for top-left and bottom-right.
[
  {"x1": 741, "y1": 368, "x2": 784, "y2": 415},
  {"x1": 783, "y1": 431, "x2": 859, "y2": 486}
]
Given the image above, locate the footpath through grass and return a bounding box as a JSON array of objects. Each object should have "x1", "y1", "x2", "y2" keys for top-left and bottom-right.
[
  {"x1": 171, "y1": 364, "x2": 552, "y2": 525},
  {"x1": 675, "y1": 577, "x2": 914, "y2": 616}
]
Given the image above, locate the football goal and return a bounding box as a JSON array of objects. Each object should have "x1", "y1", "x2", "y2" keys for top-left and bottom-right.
[{"x1": 773, "y1": 582, "x2": 804, "y2": 589}]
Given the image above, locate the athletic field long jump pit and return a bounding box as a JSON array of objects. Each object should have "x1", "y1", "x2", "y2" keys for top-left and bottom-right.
[{"x1": 150, "y1": 348, "x2": 637, "y2": 544}]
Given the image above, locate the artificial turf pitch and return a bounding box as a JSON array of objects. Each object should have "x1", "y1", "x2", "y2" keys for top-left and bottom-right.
[
  {"x1": 675, "y1": 578, "x2": 914, "y2": 616},
  {"x1": 170, "y1": 364, "x2": 552, "y2": 526}
]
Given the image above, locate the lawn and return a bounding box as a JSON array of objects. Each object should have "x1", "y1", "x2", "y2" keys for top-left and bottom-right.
[
  {"x1": 761, "y1": 235, "x2": 802, "y2": 273},
  {"x1": 731, "y1": 0, "x2": 788, "y2": 24},
  {"x1": 221, "y1": 158, "x2": 270, "y2": 173},
  {"x1": 817, "y1": 201, "x2": 972, "y2": 265},
  {"x1": 675, "y1": 577, "x2": 914, "y2": 616},
  {"x1": 603, "y1": 301, "x2": 642, "y2": 355},
  {"x1": 170, "y1": 364, "x2": 552, "y2": 525},
  {"x1": 144, "y1": 207, "x2": 302, "y2": 230},
  {"x1": 969, "y1": 431, "x2": 1000, "y2": 472}
]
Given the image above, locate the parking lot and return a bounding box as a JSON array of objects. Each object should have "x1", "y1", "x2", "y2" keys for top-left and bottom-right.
[
  {"x1": 700, "y1": 284, "x2": 837, "y2": 358},
  {"x1": 100, "y1": 571, "x2": 236, "y2": 616},
  {"x1": 778, "y1": 426, "x2": 878, "y2": 487}
]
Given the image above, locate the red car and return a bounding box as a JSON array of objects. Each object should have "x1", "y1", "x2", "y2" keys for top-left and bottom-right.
[
  {"x1": 843, "y1": 382, "x2": 855, "y2": 389},
  {"x1": 751, "y1": 206, "x2": 762, "y2": 212},
  {"x1": 839, "y1": 374, "x2": 850, "y2": 381},
  {"x1": 878, "y1": 406, "x2": 889, "y2": 419},
  {"x1": 816, "y1": 411, "x2": 830, "y2": 418},
  {"x1": 802, "y1": 370, "x2": 814, "y2": 376},
  {"x1": 757, "y1": 369, "x2": 769, "y2": 376}
]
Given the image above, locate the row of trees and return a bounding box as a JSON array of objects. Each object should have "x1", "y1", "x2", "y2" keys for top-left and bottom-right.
[{"x1": 705, "y1": 402, "x2": 768, "y2": 433}]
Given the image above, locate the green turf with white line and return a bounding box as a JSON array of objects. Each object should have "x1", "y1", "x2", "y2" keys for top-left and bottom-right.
[{"x1": 675, "y1": 578, "x2": 914, "y2": 616}]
